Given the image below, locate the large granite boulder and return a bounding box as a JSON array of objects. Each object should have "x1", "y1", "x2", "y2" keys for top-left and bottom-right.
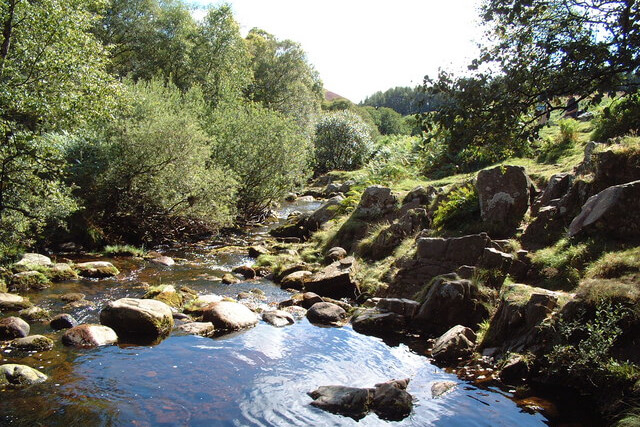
[
  {"x1": 0, "y1": 316, "x2": 30, "y2": 340},
  {"x1": 304, "y1": 257, "x2": 359, "y2": 299},
  {"x1": 371, "y1": 379, "x2": 413, "y2": 421},
  {"x1": 476, "y1": 165, "x2": 533, "y2": 236},
  {"x1": 431, "y1": 325, "x2": 477, "y2": 364},
  {"x1": 412, "y1": 275, "x2": 493, "y2": 336},
  {"x1": 568, "y1": 180, "x2": 640, "y2": 240},
  {"x1": 13, "y1": 253, "x2": 52, "y2": 272},
  {"x1": 353, "y1": 186, "x2": 398, "y2": 219},
  {"x1": 306, "y1": 302, "x2": 348, "y2": 326},
  {"x1": 100, "y1": 298, "x2": 174, "y2": 342},
  {"x1": 48, "y1": 263, "x2": 78, "y2": 281},
  {"x1": 280, "y1": 270, "x2": 312, "y2": 290},
  {"x1": 201, "y1": 301, "x2": 259, "y2": 333},
  {"x1": 0, "y1": 364, "x2": 47, "y2": 386},
  {"x1": 62, "y1": 324, "x2": 118, "y2": 347},
  {"x1": 74, "y1": 261, "x2": 119, "y2": 278},
  {"x1": 0, "y1": 293, "x2": 32, "y2": 311}
]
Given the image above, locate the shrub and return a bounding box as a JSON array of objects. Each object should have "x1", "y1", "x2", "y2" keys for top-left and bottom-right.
[
  {"x1": 365, "y1": 135, "x2": 421, "y2": 184},
  {"x1": 313, "y1": 111, "x2": 374, "y2": 173},
  {"x1": 592, "y1": 94, "x2": 640, "y2": 141},
  {"x1": 210, "y1": 101, "x2": 311, "y2": 219}
]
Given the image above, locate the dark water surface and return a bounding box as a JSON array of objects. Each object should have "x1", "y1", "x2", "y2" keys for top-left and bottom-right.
[{"x1": 0, "y1": 200, "x2": 565, "y2": 426}]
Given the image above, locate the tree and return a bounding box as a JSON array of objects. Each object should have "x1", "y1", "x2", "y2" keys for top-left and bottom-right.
[
  {"x1": 0, "y1": 0, "x2": 118, "y2": 257},
  {"x1": 245, "y1": 28, "x2": 323, "y2": 137},
  {"x1": 360, "y1": 106, "x2": 411, "y2": 135},
  {"x1": 314, "y1": 111, "x2": 375, "y2": 173}
]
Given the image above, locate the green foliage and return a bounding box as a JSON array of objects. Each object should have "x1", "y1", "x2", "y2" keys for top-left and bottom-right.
[
  {"x1": 432, "y1": 183, "x2": 480, "y2": 231},
  {"x1": 102, "y1": 245, "x2": 146, "y2": 257},
  {"x1": 313, "y1": 111, "x2": 375, "y2": 173},
  {"x1": 547, "y1": 300, "x2": 637, "y2": 384},
  {"x1": 359, "y1": 106, "x2": 411, "y2": 135},
  {"x1": 67, "y1": 79, "x2": 236, "y2": 243},
  {"x1": 210, "y1": 101, "x2": 311, "y2": 219},
  {"x1": 0, "y1": 0, "x2": 118, "y2": 259},
  {"x1": 536, "y1": 119, "x2": 579, "y2": 163},
  {"x1": 592, "y1": 93, "x2": 640, "y2": 141},
  {"x1": 365, "y1": 136, "x2": 422, "y2": 184},
  {"x1": 531, "y1": 238, "x2": 590, "y2": 290},
  {"x1": 360, "y1": 86, "x2": 444, "y2": 115}
]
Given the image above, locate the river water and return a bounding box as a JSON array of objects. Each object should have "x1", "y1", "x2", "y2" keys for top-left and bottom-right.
[{"x1": 0, "y1": 200, "x2": 577, "y2": 426}]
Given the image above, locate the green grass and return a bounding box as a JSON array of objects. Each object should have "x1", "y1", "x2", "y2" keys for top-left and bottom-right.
[
  {"x1": 585, "y1": 247, "x2": 640, "y2": 280},
  {"x1": 102, "y1": 244, "x2": 146, "y2": 257}
]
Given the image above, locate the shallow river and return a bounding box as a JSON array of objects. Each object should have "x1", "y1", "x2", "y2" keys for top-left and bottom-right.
[{"x1": 0, "y1": 200, "x2": 587, "y2": 426}]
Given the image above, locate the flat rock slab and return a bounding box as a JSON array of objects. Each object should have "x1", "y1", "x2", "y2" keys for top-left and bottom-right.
[
  {"x1": 74, "y1": 261, "x2": 120, "y2": 278},
  {"x1": 201, "y1": 301, "x2": 258, "y2": 333},
  {"x1": 176, "y1": 322, "x2": 215, "y2": 337},
  {"x1": 62, "y1": 324, "x2": 118, "y2": 348},
  {"x1": 100, "y1": 298, "x2": 173, "y2": 342},
  {"x1": 0, "y1": 364, "x2": 47, "y2": 386},
  {"x1": 10, "y1": 335, "x2": 54, "y2": 352}
]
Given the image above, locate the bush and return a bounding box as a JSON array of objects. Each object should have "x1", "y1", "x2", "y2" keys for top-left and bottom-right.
[
  {"x1": 592, "y1": 94, "x2": 640, "y2": 141},
  {"x1": 313, "y1": 111, "x2": 374, "y2": 173},
  {"x1": 209, "y1": 101, "x2": 312, "y2": 219},
  {"x1": 365, "y1": 135, "x2": 421, "y2": 184}
]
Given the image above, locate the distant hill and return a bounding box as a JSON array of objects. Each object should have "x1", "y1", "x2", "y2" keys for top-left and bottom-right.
[{"x1": 324, "y1": 90, "x2": 349, "y2": 102}]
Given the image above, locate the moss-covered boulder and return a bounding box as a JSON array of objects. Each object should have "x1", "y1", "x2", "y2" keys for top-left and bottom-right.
[
  {"x1": 9, "y1": 335, "x2": 54, "y2": 352},
  {"x1": 10, "y1": 271, "x2": 50, "y2": 292},
  {"x1": 143, "y1": 285, "x2": 183, "y2": 308},
  {"x1": 100, "y1": 298, "x2": 173, "y2": 343},
  {"x1": 12, "y1": 253, "x2": 53, "y2": 273},
  {"x1": 0, "y1": 364, "x2": 47, "y2": 386},
  {"x1": 18, "y1": 306, "x2": 51, "y2": 322},
  {"x1": 47, "y1": 263, "x2": 78, "y2": 282},
  {"x1": 74, "y1": 261, "x2": 119, "y2": 278},
  {"x1": 0, "y1": 293, "x2": 32, "y2": 311}
]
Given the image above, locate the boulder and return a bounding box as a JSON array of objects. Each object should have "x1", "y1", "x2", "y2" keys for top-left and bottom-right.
[
  {"x1": 0, "y1": 316, "x2": 30, "y2": 340},
  {"x1": 499, "y1": 354, "x2": 530, "y2": 385},
  {"x1": 176, "y1": 322, "x2": 215, "y2": 337},
  {"x1": 143, "y1": 285, "x2": 183, "y2": 308},
  {"x1": 376, "y1": 298, "x2": 420, "y2": 318},
  {"x1": 10, "y1": 271, "x2": 50, "y2": 291},
  {"x1": 306, "y1": 195, "x2": 345, "y2": 230},
  {"x1": 74, "y1": 261, "x2": 119, "y2": 278},
  {"x1": 568, "y1": 180, "x2": 640, "y2": 240},
  {"x1": 305, "y1": 257, "x2": 359, "y2": 299},
  {"x1": 62, "y1": 324, "x2": 118, "y2": 347},
  {"x1": 0, "y1": 293, "x2": 32, "y2": 311},
  {"x1": 301, "y1": 292, "x2": 324, "y2": 309},
  {"x1": 9, "y1": 335, "x2": 54, "y2": 352},
  {"x1": 351, "y1": 310, "x2": 406, "y2": 336},
  {"x1": 325, "y1": 247, "x2": 347, "y2": 263},
  {"x1": 532, "y1": 173, "x2": 573, "y2": 214},
  {"x1": 232, "y1": 265, "x2": 256, "y2": 280},
  {"x1": 150, "y1": 256, "x2": 175, "y2": 266},
  {"x1": 201, "y1": 301, "x2": 259, "y2": 332},
  {"x1": 14, "y1": 253, "x2": 53, "y2": 271},
  {"x1": 476, "y1": 165, "x2": 533, "y2": 236},
  {"x1": 280, "y1": 271, "x2": 312, "y2": 290},
  {"x1": 48, "y1": 263, "x2": 78, "y2": 281},
  {"x1": 306, "y1": 302, "x2": 348, "y2": 326},
  {"x1": 100, "y1": 298, "x2": 174, "y2": 342},
  {"x1": 248, "y1": 246, "x2": 269, "y2": 258},
  {"x1": 308, "y1": 386, "x2": 372, "y2": 420},
  {"x1": 371, "y1": 380, "x2": 413, "y2": 421},
  {"x1": 353, "y1": 186, "x2": 398, "y2": 219},
  {"x1": 221, "y1": 273, "x2": 241, "y2": 284},
  {"x1": 0, "y1": 364, "x2": 47, "y2": 386},
  {"x1": 592, "y1": 147, "x2": 640, "y2": 192},
  {"x1": 60, "y1": 293, "x2": 85, "y2": 302},
  {"x1": 431, "y1": 381, "x2": 458, "y2": 398},
  {"x1": 50, "y1": 314, "x2": 78, "y2": 330},
  {"x1": 413, "y1": 275, "x2": 493, "y2": 336},
  {"x1": 262, "y1": 310, "x2": 295, "y2": 327},
  {"x1": 402, "y1": 185, "x2": 437, "y2": 206},
  {"x1": 18, "y1": 306, "x2": 50, "y2": 322},
  {"x1": 432, "y1": 325, "x2": 477, "y2": 364}
]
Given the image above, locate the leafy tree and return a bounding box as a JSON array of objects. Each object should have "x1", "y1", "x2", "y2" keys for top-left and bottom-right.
[
  {"x1": 0, "y1": 0, "x2": 118, "y2": 257},
  {"x1": 361, "y1": 86, "x2": 444, "y2": 115},
  {"x1": 209, "y1": 101, "x2": 311, "y2": 219},
  {"x1": 360, "y1": 106, "x2": 411, "y2": 135},
  {"x1": 66, "y1": 79, "x2": 237, "y2": 244},
  {"x1": 314, "y1": 111, "x2": 375, "y2": 173},
  {"x1": 245, "y1": 28, "x2": 323, "y2": 136}
]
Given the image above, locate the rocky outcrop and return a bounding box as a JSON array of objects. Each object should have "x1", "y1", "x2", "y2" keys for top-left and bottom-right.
[
  {"x1": 62, "y1": 324, "x2": 118, "y2": 347},
  {"x1": 9, "y1": 335, "x2": 54, "y2": 352},
  {"x1": 0, "y1": 293, "x2": 32, "y2": 311},
  {"x1": 262, "y1": 310, "x2": 295, "y2": 327},
  {"x1": 305, "y1": 256, "x2": 359, "y2": 299},
  {"x1": 74, "y1": 261, "x2": 119, "y2": 278},
  {"x1": 532, "y1": 173, "x2": 573, "y2": 214},
  {"x1": 476, "y1": 165, "x2": 533, "y2": 236},
  {"x1": 431, "y1": 325, "x2": 477, "y2": 364},
  {"x1": 100, "y1": 298, "x2": 174, "y2": 342},
  {"x1": 412, "y1": 275, "x2": 493, "y2": 336},
  {"x1": 201, "y1": 301, "x2": 259, "y2": 333},
  {"x1": 0, "y1": 316, "x2": 30, "y2": 340},
  {"x1": 0, "y1": 364, "x2": 47, "y2": 386},
  {"x1": 308, "y1": 378, "x2": 412, "y2": 421},
  {"x1": 568, "y1": 180, "x2": 640, "y2": 240},
  {"x1": 306, "y1": 302, "x2": 348, "y2": 326},
  {"x1": 363, "y1": 208, "x2": 429, "y2": 260},
  {"x1": 352, "y1": 186, "x2": 398, "y2": 219},
  {"x1": 480, "y1": 283, "x2": 565, "y2": 356}
]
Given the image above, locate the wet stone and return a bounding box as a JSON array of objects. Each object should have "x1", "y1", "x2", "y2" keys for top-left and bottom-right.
[{"x1": 50, "y1": 314, "x2": 78, "y2": 331}]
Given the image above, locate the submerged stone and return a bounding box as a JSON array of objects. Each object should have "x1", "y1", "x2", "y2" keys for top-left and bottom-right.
[{"x1": 0, "y1": 364, "x2": 47, "y2": 386}]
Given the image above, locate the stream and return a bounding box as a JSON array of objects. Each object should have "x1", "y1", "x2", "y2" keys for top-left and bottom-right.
[{"x1": 0, "y1": 199, "x2": 585, "y2": 426}]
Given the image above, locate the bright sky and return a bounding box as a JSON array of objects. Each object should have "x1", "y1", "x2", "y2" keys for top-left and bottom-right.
[{"x1": 191, "y1": 0, "x2": 484, "y2": 103}]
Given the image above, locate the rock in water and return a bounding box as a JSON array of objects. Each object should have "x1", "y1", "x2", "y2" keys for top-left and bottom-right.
[
  {"x1": 50, "y1": 314, "x2": 78, "y2": 330},
  {"x1": 0, "y1": 293, "x2": 32, "y2": 311},
  {"x1": 9, "y1": 335, "x2": 54, "y2": 352},
  {"x1": 262, "y1": 310, "x2": 295, "y2": 327},
  {"x1": 431, "y1": 325, "x2": 477, "y2": 364},
  {"x1": 0, "y1": 316, "x2": 30, "y2": 340},
  {"x1": 306, "y1": 302, "x2": 348, "y2": 326},
  {"x1": 100, "y1": 298, "x2": 174, "y2": 343},
  {"x1": 371, "y1": 380, "x2": 413, "y2": 421},
  {"x1": 305, "y1": 257, "x2": 359, "y2": 299},
  {"x1": 0, "y1": 364, "x2": 47, "y2": 386},
  {"x1": 308, "y1": 386, "x2": 372, "y2": 420},
  {"x1": 201, "y1": 301, "x2": 258, "y2": 333},
  {"x1": 62, "y1": 324, "x2": 118, "y2": 348},
  {"x1": 176, "y1": 322, "x2": 215, "y2": 337},
  {"x1": 74, "y1": 261, "x2": 119, "y2": 278},
  {"x1": 431, "y1": 381, "x2": 457, "y2": 398}
]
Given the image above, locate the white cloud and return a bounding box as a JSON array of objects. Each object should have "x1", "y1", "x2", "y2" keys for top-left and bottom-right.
[{"x1": 190, "y1": 0, "x2": 483, "y2": 102}]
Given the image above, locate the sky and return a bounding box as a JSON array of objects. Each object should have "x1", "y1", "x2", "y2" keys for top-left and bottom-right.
[{"x1": 191, "y1": 0, "x2": 484, "y2": 103}]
